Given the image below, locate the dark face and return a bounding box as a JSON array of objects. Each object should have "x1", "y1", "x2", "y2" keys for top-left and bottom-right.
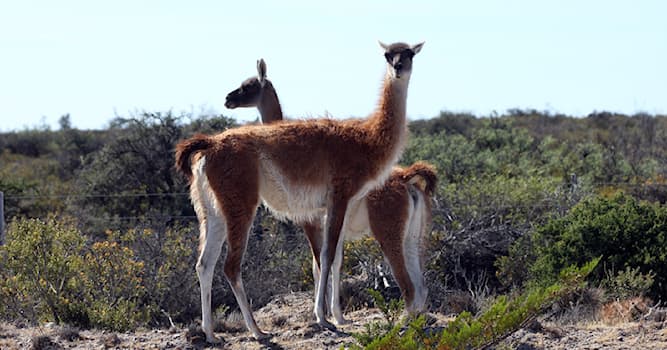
[
  {"x1": 383, "y1": 43, "x2": 417, "y2": 79},
  {"x1": 225, "y1": 77, "x2": 262, "y2": 109}
]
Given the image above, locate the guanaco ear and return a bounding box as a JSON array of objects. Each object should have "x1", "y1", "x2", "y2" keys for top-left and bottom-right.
[
  {"x1": 411, "y1": 42, "x2": 425, "y2": 54},
  {"x1": 257, "y1": 59, "x2": 267, "y2": 86},
  {"x1": 378, "y1": 41, "x2": 389, "y2": 51}
]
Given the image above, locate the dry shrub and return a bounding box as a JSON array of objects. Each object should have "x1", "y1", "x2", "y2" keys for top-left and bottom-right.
[
  {"x1": 445, "y1": 290, "x2": 475, "y2": 315},
  {"x1": 270, "y1": 315, "x2": 288, "y2": 328},
  {"x1": 102, "y1": 333, "x2": 121, "y2": 348},
  {"x1": 551, "y1": 287, "x2": 605, "y2": 324},
  {"x1": 57, "y1": 326, "x2": 81, "y2": 342},
  {"x1": 339, "y1": 276, "x2": 400, "y2": 313},
  {"x1": 339, "y1": 277, "x2": 372, "y2": 311},
  {"x1": 240, "y1": 212, "x2": 312, "y2": 308},
  {"x1": 216, "y1": 311, "x2": 246, "y2": 334},
  {"x1": 184, "y1": 324, "x2": 208, "y2": 347},
  {"x1": 598, "y1": 296, "x2": 651, "y2": 325},
  {"x1": 30, "y1": 335, "x2": 60, "y2": 350}
]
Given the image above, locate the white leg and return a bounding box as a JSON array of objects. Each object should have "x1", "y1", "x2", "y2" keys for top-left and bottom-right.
[
  {"x1": 313, "y1": 253, "x2": 338, "y2": 319},
  {"x1": 314, "y1": 201, "x2": 347, "y2": 326},
  {"x1": 195, "y1": 217, "x2": 225, "y2": 344},
  {"x1": 302, "y1": 219, "x2": 325, "y2": 319},
  {"x1": 331, "y1": 235, "x2": 349, "y2": 325},
  {"x1": 312, "y1": 256, "x2": 321, "y2": 293},
  {"x1": 314, "y1": 244, "x2": 333, "y2": 326},
  {"x1": 404, "y1": 189, "x2": 428, "y2": 313}
]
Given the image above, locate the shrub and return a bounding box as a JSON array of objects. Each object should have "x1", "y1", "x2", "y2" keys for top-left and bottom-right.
[
  {"x1": 72, "y1": 112, "x2": 236, "y2": 236},
  {"x1": 0, "y1": 218, "x2": 183, "y2": 330},
  {"x1": 498, "y1": 192, "x2": 666, "y2": 298},
  {"x1": 528, "y1": 192, "x2": 667, "y2": 298},
  {"x1": 349, "y1": 259, "x2": 599, "y2": 350},
  {"x1": 352, "y1": 289, "x2": 406, "y2": 347},
  {"x1": 78, "y1": 241, "x2": 149, "y2": 331},
  {"x1": 0, "y1": 153, "x2": 71, "y2": 220},
  {"x1": 241, "y1": 212, "x2": 313, "y2": 307},
  {"x1": 0, "y1": 217, "x2": 86, "y2": 325},
  {"x1": 600, "y1": 266, "x2": 655, "y2": 300},
  {"x1": 107, "y1": 225, "x2": 201, "y2": 325},
  {"x1": 598, "y1": 296, "x2": 651, "y2": 325},
  {"x1": 367, "y1": 289, "x2": 405, "y2": 329}
]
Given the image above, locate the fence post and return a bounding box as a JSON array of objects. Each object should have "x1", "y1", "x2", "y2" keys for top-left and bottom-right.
[{"x1": 0, "y1": 191, "x2": 4, "y2": 245}]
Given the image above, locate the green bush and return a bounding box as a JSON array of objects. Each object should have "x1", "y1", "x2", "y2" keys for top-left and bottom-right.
[
  {"x1": 0, "y1": 218, "x2": 200, "y2": 330},
  {"x1": 350, "y1": 259, "x2": 599, "y2": 350},
  {"x1": 600, "y1": 266, "x2": 655, "y2": 300},
  {"x1": 0, "y1": 218, "x2": 86, "y2": 324},
  {"x1": 72, "y1": 112, "x2": 237, "y2": 235},
  {"x1": 78, "y1": 241, "x2": 149, "y2": 330},
  {"x1": 440, "y1": 174, "x2": 563, "y2": 229},
  {"x1": 343, "y1": 238, "x2": 386, "y2": 290},
  {"x1": 0, "y1": 218, "x2": 152, "y2": 329},
  {"x1": 107, "y1": 226, "x2": 201, "y2": 325},
  {"x1": 0, "y1": 153, "x2": 71, "y2": 219},
  {"x1": 352, "y1": 289, "x2": 406, "y2": 347},
  {"x1": 514, "y1": 192, "x2": 667, "y2": 298}
]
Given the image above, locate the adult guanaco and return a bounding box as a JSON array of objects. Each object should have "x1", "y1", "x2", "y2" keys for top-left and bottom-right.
[
  {"x1": 225, "y1": 58, "x2": 435, "y2": 325},
  {"x1": 175, "y1": 41, "x2": 423, "y2": 342}
]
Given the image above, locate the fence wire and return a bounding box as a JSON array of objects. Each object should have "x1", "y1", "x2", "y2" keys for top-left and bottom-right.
[{"x1": 1, "y1": 182, "x2": 666, "y2": 225}]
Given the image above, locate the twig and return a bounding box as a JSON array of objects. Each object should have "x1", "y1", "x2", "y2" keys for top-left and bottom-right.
[{"x1": 161, "y1": 309, "x2": 176, "y2": 329}]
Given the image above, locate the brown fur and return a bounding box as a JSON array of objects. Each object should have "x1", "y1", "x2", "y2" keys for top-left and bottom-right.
[
  {"x1": 398, "y1": 161, "x2": 438, "y2": 196},
  {"x1": 224, "y1": 59, "x2": 437, "y2": 316},
  {"x1": 175, "y1": 134, "x2": 214, "y2": 180},
  {"x1": 367, "y1": 176, "x2": 413, "y2": 301},
  {"x1": 366, "y1": 164, "x2": 436, "y2": 306},
  {"x1": 175, "y1": 41, "x2": 424, "y2": 342}
]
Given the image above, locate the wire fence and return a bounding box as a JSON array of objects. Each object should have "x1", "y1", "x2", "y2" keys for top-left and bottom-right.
[
  {"x1": 4, "y1": 183, "x2": 667, "y2": 202},
  {"x1": 4, "y1": 181, "x2": 666, "y2": 201},
  {"x1": 4, "y1": 192, "x2": 191, "y2": 200},
  {"x1": 2, "y1": 181, "x2": 666, "y2": 227}
]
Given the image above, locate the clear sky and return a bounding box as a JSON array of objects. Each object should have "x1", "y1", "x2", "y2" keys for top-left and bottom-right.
[{"x1": 1, "y1": 0, "x2": 665, "y2": 131}]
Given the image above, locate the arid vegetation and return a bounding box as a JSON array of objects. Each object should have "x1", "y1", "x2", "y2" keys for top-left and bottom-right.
[{"x1": 1, "y1": 110, "x2": 667, "y2": 348}]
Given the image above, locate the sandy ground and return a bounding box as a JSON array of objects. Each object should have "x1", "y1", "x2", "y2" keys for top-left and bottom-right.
[{"x1": 2, "y1": 291, "x2": 666, "y2": 349}]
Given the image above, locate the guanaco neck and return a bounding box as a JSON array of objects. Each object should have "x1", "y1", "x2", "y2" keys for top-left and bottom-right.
[
  {"x1": 367, "y1": 70, "x2": 411, "y2": 151},
  {"x1": 257, "y1": 82, "x2": 284, "y2": 124}
]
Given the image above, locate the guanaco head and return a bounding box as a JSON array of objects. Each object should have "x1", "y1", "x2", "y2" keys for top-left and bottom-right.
[
  {"x1": 379, "y1": 41, "x2": 424, "y2": 80},
  {"x1": 224, "y1": 58, "x2": 271, "y2": 109}
]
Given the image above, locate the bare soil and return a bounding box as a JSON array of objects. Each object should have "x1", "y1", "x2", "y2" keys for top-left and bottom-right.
[{"x1": 2, "y1": 291, "x2": 666, "y2": 349}]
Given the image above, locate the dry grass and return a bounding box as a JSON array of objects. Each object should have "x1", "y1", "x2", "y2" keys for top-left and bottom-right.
[
  {"x1": 218, "y1": 311, "x2": 247, "y2": 334},
  {"x1": 30, "y1": 335, "x2": 60, "y2": 350},
  {"x1": 56, "y1": 326, "x2": 81, "y2": 342},
  {"x1": 101, "y1": 333, "x2": 120, "y2": 348},
  {"x1": 1, "y1": 292, "x2": 666, "y2": 349},
  {"x1": 598, "y1": 297, "x2": 651, "y2": 325}
]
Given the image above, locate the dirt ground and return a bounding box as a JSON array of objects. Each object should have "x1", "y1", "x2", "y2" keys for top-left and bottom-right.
[{"x1": 2, "y1": 291, "x2": 666, "y2": 349}]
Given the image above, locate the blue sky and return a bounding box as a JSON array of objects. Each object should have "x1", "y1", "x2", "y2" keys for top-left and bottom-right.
[{"x1": 1, "y1": 0, "x2": 665, "y2": 131}]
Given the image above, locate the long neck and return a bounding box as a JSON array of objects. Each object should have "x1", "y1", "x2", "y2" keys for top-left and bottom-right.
[
  {"x1": 368, "y1": 71, "x2": 410, "y2": 148},
  {"x1": 257, "y1": 83, "x2": 284, "y2": 124}
]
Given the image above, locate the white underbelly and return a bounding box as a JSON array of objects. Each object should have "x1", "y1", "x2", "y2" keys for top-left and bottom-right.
[
  {"x1": 341, "y1": 198, "x2": 370, "y2": 239},
  {"x1": 256, "y1": 158, "x2": 373, "y2": 239},
  {"x1": 258, "y1": 158, "x2": 327, "y2": 223}
]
